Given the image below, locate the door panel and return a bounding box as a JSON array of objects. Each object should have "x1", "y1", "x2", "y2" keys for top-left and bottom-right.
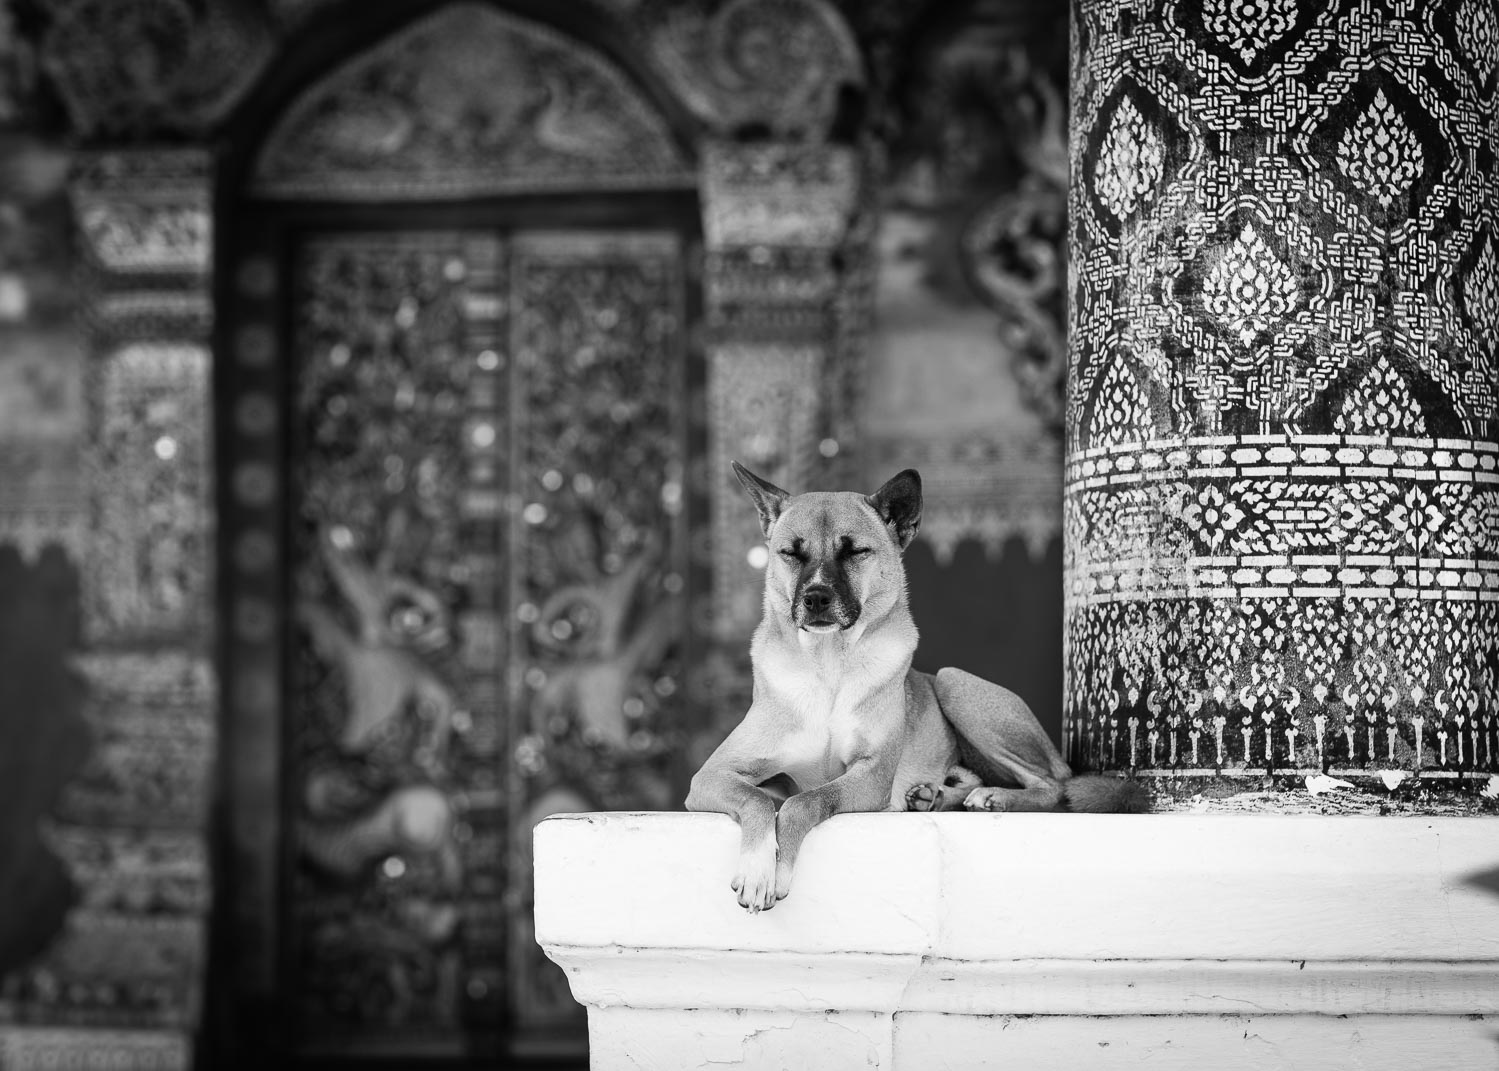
[
  {"x1": 279, "y1": 227, "x2": 692, "y2": 1059},
  {"x1": 505, "y1": 233, "x2": 690, "y2": 1033},
  {"x1": 290, "y1": 231, "x2": 507, "y2": 1055}
]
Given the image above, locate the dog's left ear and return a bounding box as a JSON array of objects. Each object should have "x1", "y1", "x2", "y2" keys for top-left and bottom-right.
[
  {"x1": 732, "y1": 461, "x2": 791, "y2": 537},
  {"x1": 867, "y1": 469, "x2": 922, "y2": 551}
]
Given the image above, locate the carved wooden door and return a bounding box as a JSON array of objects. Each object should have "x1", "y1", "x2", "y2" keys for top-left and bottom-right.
[{"x1": 222, "y1": 222, "x2": 701, "y2": 1063}]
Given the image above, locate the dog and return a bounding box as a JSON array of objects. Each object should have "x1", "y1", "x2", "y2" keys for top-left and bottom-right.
[{"x1": 685, "y1": 463, "x2": 1146, "y2": 911}]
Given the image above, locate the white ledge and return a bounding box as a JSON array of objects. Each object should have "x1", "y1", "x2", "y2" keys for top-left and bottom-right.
[{"x1": 535, "y1": 812, "x2": 1499, "y2": 1069}]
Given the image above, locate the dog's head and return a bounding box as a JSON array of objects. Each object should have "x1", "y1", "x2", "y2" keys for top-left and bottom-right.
[{"x1": 732, "y1": 462, "x2": 922, "y2": 635}]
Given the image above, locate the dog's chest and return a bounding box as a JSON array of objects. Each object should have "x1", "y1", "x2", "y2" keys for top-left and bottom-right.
[{"x1": 760, "y1": 647, "x2": 892, "y2": 785}]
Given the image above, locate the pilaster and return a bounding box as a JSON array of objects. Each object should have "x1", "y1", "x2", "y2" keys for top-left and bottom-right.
[{"x1": 0, "y1": 148, "x2": 219, "y2": 1070}]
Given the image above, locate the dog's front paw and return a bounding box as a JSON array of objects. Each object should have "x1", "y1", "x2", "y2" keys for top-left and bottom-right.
[{"x1": 730, "y1": 834, "x2": 779, "y2": 913}]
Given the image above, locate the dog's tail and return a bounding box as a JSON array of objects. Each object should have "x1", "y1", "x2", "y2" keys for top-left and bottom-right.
[{"x1": 1061, "y1": 774, "x2": 1150, "y2": 813}]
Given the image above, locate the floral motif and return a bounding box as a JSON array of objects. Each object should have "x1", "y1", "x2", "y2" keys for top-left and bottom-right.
[
  {"x1": 1203, "y1": 0, "x2": 1297, "y2": 64},
  {"x1": 1431, "y1": 485, "x2": 1479, "y2": 558},
  {"x1": 1336, "y1": 90, "x2": 1426, "y2": 209},
  {"x1": 1456, "y1": 0, "x2": 1498, "y2": 80},
  {"x1": 1182, "y1": 485, "x2": 1246, "y2": 551},
  {"x1": 1201, "y1": 224, "x2": 1301, "y2": 346},
  {"x1": 1385, "y1": 485, "x2": 1445, "y2": 553},
  {"x1": 1294, "y1": 602, "x2": 1343, "y2": 704},
  {"x1": 1463, "y1": 237, "x2": 1499, "y2": 351},
  {"x1": 1091, "y1": 354, "x2": 1156, "y2": 445},
  {"x1": 1323, "y1": 485, "x2": 1369, "y2": 546},
  {"x1": 1475, "y1": 492, "x2": 1499, "y2": 558},
  {"x1": 1333, "y1": 355, "x2": 1427, "y2": 435},
  {"x1": 1094, "y1": 95, "x2": 1164, "y2": 221}
]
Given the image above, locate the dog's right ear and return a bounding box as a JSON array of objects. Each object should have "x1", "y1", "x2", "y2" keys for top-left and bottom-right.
[
  {"x1": 731, "y1": 461, "x2": 790, "y2": 537},
  {"x1": 867, "y1": 468, "x2": 922, "y2": 550}
]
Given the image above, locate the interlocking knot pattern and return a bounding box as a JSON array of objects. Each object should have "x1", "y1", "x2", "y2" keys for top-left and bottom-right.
[{"x1": 1067, "y1": 0, "x2": 1499, "y2": 781}]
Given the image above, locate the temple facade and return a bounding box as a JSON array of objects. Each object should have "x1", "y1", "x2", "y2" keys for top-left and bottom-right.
[
  {"x1": 0, "y1": 0, "x2": 1494, "y2": 1067},
  {"x1": 0, "y1": 1, "x2": 1070, "y2": 1066}
]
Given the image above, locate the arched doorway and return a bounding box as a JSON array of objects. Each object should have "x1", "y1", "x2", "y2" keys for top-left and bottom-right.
[{"x1": 215, "y1": 5, "x2": 705, "y2": 1062}]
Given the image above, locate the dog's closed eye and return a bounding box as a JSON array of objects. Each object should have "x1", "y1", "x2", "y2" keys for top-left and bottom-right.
[{"x1": 778, "y1": 547, "x2": 807, "y2": 562}]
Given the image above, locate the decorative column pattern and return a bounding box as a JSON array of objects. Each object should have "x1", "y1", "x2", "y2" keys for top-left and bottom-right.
[
  {"x1": 1067, "y1": 0, "x2": 1499, "y2": 791},
  {"x1": 698, "y1": 141, "x2": 864, "y2": 723},
  {"x1": 0, "y1": 151, "x2": 216, "y2": 1068}
]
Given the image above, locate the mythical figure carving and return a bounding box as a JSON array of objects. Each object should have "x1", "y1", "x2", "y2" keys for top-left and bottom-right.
[
  {"x1": 531, "y1": 546, "x2": 679, "y2": 749},
  {"x1": 297, "y1": 514, "x2": 455, "y2": 765},
  {"x1": 294, "y1": 512, "x2": 464, "y2": 1030}
]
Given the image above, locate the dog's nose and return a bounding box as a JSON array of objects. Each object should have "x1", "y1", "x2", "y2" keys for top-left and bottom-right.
[{"x1": 802, "y1": 586, "x2": 833, "y2": 615}]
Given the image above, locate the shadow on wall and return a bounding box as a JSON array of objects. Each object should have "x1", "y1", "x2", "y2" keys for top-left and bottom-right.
[
  {"x1": 906, "y1": 535, "x2": 1063, "y2": 747},
  {"x1": 0, "y1": 545, "x2": 87, "y2": 975}
]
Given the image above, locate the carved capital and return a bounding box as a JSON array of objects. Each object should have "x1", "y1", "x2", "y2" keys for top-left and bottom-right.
[
  {"x1": 40, "y1": 0, "x2": 272, "y2": 138},
  {"x1": 701, "y1": 141, "x2": 860, "y2": 251},
  {"x1": 70, "y1": 150, "x2": 213, "y2": 276},
  {"x1": 649, "y1": 0, "x2": 863, "y2": 140}
]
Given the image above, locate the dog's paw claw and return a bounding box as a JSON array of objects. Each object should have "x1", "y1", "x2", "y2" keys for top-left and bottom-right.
[
  {"x1": 963, "y1": 788, "x2": 997, "y2": 811},
  {"x1": 905, "y1": 783, "x2": 940, "y2": 812},
  {"x1": 732, "y1": 839, "x2": 778, "y2": 912}
]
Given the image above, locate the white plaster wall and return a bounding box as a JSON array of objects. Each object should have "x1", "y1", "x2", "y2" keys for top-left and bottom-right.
[{"x1": 535, "y1": 812, "x2": 1499, "y2": 1070}]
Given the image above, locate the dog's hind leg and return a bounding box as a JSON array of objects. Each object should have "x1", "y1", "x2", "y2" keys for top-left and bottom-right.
[
  {"x1": 963, "y1": 782, "x2": 1064, "y2": 812},
  {"x1": 904, "y1": 765, "x2": 982, "y2": 812},
  {"x1": 959, "y1": 742, "x2": 1066, "y2": 811},
  {"x1": 934, "y1": 666, "x2": 1072, "y2": 790}
]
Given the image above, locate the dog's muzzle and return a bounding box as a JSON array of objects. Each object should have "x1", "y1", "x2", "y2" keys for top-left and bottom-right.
[{"x1": 795, "y1": 584, "x2": 858, "y2": 632}]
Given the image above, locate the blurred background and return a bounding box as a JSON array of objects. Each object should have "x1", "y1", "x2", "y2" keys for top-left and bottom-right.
[{"x1": 0, "y1": 0, "x2": 1064, "y2": 1066}]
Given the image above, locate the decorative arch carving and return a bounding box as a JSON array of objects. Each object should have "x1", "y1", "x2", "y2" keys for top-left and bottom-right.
[{"x1": 249, "y1": 2, "x2": 695, "y2": 199}]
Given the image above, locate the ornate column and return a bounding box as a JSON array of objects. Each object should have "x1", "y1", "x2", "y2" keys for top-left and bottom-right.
[
  {"x1": 1066, "y1": 0, "x2": 1499, "y2": 801},
  {"x1": 0, "y1": 150, "x2": 217, "y2": 1069}
]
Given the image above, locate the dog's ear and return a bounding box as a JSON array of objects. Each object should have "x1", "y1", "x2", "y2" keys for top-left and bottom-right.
[
  {"x1": 731, "y1": 461, "x2": 791, "y2": 537},
  {"x1": 867, "y1": 469, "x2": 922, "y2": 550}
]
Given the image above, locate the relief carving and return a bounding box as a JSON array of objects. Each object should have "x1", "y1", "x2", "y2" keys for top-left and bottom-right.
[
  {"x1": 649, "y1": 0, "x2": 864, "y2": 139},
  {"x1": 252, "y1": 3, "x2": 692, "y2": 199},
  {"x1": 39, "y1": 0, "x2": 272, "y2": 138}
]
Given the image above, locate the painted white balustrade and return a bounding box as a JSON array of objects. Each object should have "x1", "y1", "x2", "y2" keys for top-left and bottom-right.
[{"x1": 535, "y1": 811, "x2": 1499, "y2": 1070}]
